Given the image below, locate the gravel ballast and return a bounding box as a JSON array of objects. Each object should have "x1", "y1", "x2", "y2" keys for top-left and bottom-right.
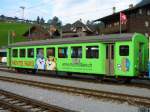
[
  {"x1": 0, "y1": 71, "x2": 149, "y2": 98},
  {"x1": 0, "y1": 80, "x2": 139, "y2": 112}
]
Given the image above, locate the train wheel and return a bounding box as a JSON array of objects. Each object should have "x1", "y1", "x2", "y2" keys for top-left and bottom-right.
[
  {"x1": 117, "y1": 78, "x2": 132, "y2": 84},
  {"x1": 124, "y1": 78, "x2": 132, "y2": 83},
  {"x1": 15, "y1": 68, "x2": 21, "y2": 73},
  {"x1": 95, "y1": 76, "x2": 104, "y2": 83},
  {"x1": 31, "y1": 69, "x2": 36, "y2": 74},
  {"x1": 67, "y1": 72, "x2": 72, "y2": 76}
]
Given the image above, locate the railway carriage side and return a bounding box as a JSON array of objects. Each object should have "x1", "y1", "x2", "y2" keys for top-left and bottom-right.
[
  {"x1": 0, "y1": 49, "x2": 7, "y2": 64},
  {"x1": 132, "y1": 33, "x2": 148, "y2": 76},
  {"x1": 7, "y1": 43, "x2": 106, "y2": 75},
  {"x1": 107, "y1": 41, "x2": 134, "y2": 77},
  {"x1": 149, "y1": 37, "x2": 150, "y2": 78},
  {"x1": 7, "y1": 47, "x2": 35, "y2": 69},
  {"x1": 100, "y1": 38, "x2": 135, "y2": 78},
  {"x1": 114, "y1": 33, "x2": 148, "y2": 78},
  {"x1": 7, "y1": 33, "x2": 148, "y2": 79},
  {"x1": 56, "y1": 43, "x2": 106, "y2": 75}
]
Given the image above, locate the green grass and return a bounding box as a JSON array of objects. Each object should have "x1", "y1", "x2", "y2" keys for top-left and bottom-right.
[{"x1": 0, "y1": 22, "x2": 31, "y2": 47}]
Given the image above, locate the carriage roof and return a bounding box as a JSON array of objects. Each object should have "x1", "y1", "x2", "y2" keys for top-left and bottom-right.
[{"x1": 8, "y1": 33, "x2": 136, "y2": 47}]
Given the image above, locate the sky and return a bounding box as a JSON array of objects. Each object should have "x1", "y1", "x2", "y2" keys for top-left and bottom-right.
[{"x1": 0, "y1": 0, "x2": 141, "y2": 24}]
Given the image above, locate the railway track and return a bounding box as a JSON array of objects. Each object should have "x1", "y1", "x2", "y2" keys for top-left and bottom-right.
[
  {"x1": 0, "y1": 67, "x2": 150, "y2": 90},
  {"x1": 0, "y1": 76, "x2": 150, "y2": 108},
  {"x1": 0, "y1": 89, "x2": 75, "y2": 112}
]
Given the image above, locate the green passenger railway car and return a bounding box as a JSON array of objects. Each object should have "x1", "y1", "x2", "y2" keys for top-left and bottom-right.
[{"x1": 7, "y1": 33, "x2": 148, "y2": 79}]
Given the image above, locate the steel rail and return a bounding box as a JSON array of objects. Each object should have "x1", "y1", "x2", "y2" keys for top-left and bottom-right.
[
  {"x1": 0, "y1": 67, "x2": 150, "y2": 90},
  {"x1": 0, "y1": 89, "x2": 76, "y2": 112},
  {"x1": 0, "y1": 76, "x2": 150, "y2": 108}
]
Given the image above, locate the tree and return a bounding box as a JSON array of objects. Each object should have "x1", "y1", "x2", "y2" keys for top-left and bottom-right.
[
  {"x1": 0, "y1": 15, "x2": 5, "y2": 21},
  {"x1": 86, "y1": 20, "x2": 93, "y2": 26},
  {"x1": 0, "y1": 15, "x2": 5, "y2": 18},
  {"x1": 47, "y1": 16, "x2": 62, "y2": 29},
  {"x1": 40, "y1": 17, "x2": 45, "y2": 24},
  {"x1": 37, "y1": 16, "x2": 40, "y2": 24},
  {"x1": 14, "y1": 16, "x2": 18, "y2": 20}
]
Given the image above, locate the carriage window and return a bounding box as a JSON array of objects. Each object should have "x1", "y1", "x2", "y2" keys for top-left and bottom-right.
[
  {"x1": 0, "y1": 52, "x2": 6, "y2": 57},
  {"x1": 28, "y1": 48, "x2": 34, "y2": 58},
  {"x1": 36, "y1": 48, "x2": 44, "y2": 58},
  {"x1": 20, "y1": 49, "x2": 26, "y2": 57},
  {"x1": 58, "y1": 47, "x2": 68, "y2": 58},
  {"x1": 47, "y1": 48, "x2": 55, "y2": 58},
  {"x1": 86, "y1": 46, "x2": 99, "y2": 58},
  {"x1": 71, "y1": 47, "x2": 82, "y2": 58},
  {"x1": 12, "y1": 49, "x2": 18, "y2": 57},
  {"x1": 119, "y1": 45, "x2": 129, "y2": 56}
]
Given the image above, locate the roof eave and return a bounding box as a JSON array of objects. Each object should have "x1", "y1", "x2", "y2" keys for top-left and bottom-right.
[{"x1": 94, "y1": 3, "x2": 150, "y2": 22}]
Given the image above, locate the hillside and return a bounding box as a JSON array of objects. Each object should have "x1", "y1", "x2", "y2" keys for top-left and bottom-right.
[{"x1": 0, "y1": 22, "x2": 31, "y2": 47}]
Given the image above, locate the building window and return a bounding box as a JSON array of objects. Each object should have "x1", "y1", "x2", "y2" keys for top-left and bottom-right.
[
  {"x1": 131, "y1": 13, "x2": 136, "y2": 18},
  {"x1": 0, "y1": 52, "x2": 6, "y2": 57},
  {"x1": 145, "y1": 21, "x2": 149, "y2": 27},
  {"x1": 147, "y1": 10, "x2": 150, "y2": 16},
  {"x1": 76, "y1": 27, "x2": 83, "y2": 32},
  {"x1": 20, "y1": 49, "x2": 26, "y2": 57},
  {"x1": 145, "y1": 33, "x2": 149, "y2": 37},
  {"x1": 47, "y1": 48, "x2": 55, "y2": 58},
  {"x1": 108, "y1": 24, "x2": 112, "y2": 28},
  {"x1": 28, "y1": 48, "x2": 34, "y2": 58},
  {"x1": 117, "y1": 22, "x2": 119, "y2": 25},
  {"x1": 119, "y1": 45, "x2": 129, "y2": 56},
  {"x1": 58, "y1": 47, "x2": 68, "y2": 58},
  {"x1": 71, "y1": 46, "x2": 82, "y2": 58},
  {"x1": 86, "y1": 46, "x2": 99, "y2": 58},
  {"x1": 12, "y1": 49, "x2": 18, "y2": 57},
  {"x1": 139, "y1": 9, "x2": 142, "y2": 14},
  {"x1": 36, "y1": 48, "x2": 44, "y2": 58},
  {"x1": 114, "y1": 22, "x2": 119, "y2": 26}
]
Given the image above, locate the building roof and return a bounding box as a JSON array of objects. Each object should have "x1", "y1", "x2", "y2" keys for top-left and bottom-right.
[
  {"x1": 62, "y1": 20, "x2": 93, "y2": 33},
  {"x1": 62, "y1": 24, "x2": 72, "y2": 33},
  {"x1": 72, "y1": 20, "x2": 85, "y2": 28},
  {"x1": 94, "y1": 0, "x2": 150, "y2": 22},
  {"x1": 135, "y1": 0, "x2": 150, "y2": 8},
  {"x1": 23, "y1": 25, "x2": 48, "y2": 37},
  {"x1": 8, "y1": 33, "x2": 135, "y2": 47}
]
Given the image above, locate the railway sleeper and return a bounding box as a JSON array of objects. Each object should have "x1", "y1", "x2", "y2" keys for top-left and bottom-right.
[{"x1": 0, "y1": 100, "x2": 32, "y2": 112}]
